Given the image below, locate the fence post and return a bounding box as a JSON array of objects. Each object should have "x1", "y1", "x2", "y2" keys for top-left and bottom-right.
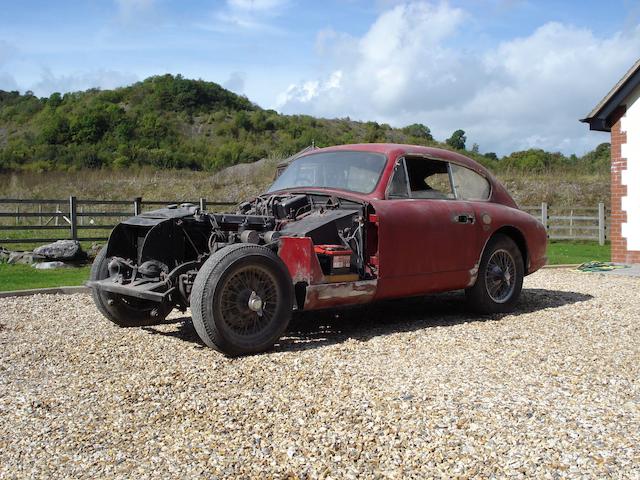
[
  {"x1": 569, "y1": 209, "x2": 574, "y2": 237},
  {"x1": 134, "y1": 197, "x2": 142, "y2": 216},
  {"x1": 55, "y1": 204, "x2": 60, "y2": 226},
  {"x1": 199, "y1": 197, "x2": 207, "y2": 211},
  {"x1": 598, "y1": 202, "x2": 605, "y2": 246},
  {"x1": 541, "y1": 202, "x2": 548, "y2": 234},
  {"x1": 15, "y1": 205, "x2": 19, "y2": 225},
  {"x1": 38, "y1": 204, "x2": 42, "y2": 226},
  {"x1": 69, "y1": 196, "x2": 78, "y2": 240}
]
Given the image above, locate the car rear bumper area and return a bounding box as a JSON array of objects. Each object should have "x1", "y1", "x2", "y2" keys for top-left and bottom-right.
[{"x1": 86, "y1": 279, "x2": 173, "y2": 303}]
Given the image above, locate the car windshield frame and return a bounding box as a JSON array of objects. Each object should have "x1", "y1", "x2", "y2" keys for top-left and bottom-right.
[{"x1": 267, "y1": 150, "x2": 388, "y2": 195}]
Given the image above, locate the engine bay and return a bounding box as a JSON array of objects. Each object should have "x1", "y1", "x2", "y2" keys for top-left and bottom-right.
[{"x1": 92, "y1": 192, "x2": 378, "y2": 311}]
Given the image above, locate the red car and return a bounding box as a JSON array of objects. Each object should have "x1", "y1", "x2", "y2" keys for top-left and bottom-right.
[{"x1": 88, "y1": 143, "x2": 547, "y2": 356}]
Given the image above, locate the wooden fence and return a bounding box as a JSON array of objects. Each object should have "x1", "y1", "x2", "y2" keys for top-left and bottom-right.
[
  {"x1": 0, "y1": 197, "x2": 608, "y2": 247},
  {"x1": 521, "y1": 202, "x2": 608, "y2": 245},
  {"x1": 0, "y1": 197, "x2": 235, "y2": 246}
]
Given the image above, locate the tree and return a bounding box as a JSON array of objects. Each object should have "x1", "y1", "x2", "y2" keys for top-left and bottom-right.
[
  {"x1": 48, "y1": 92, "x2": 63, "y2": 108},
  {"x1": 364, "y1": 122, "x2": 383, "y2": 143},
  {"x1": 471, "y1": 143, "x2": 479, "y2": 154},
  {"x1": 401, "y1": 123, "x2": 433, "y2": 141},
  {"x1": 446, "y1": 129, "x2": 466, "y2": 150}
]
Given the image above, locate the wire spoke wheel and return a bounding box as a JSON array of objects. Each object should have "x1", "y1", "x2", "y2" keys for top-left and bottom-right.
[
  {"x1": 217, "y1": 265, "x2": 279, "y2": 337},
  {"x1": 191, "y1": 244, "x2": 293, "y2": 355},
  {"x1": 485, "y1": 248, "x2": 516, "y2": 303}
]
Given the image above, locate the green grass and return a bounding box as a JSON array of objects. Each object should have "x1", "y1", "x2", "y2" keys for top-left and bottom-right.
[
  {"x1": 546, "y1": 241, "x2": 610, "y2": 265},
  {"x1": 0, "y1": 263, "x2": 91, "y2": 292}
]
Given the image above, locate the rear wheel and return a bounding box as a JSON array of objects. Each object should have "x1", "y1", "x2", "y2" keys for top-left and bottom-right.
[
  {"x1": 90, "y1": 248, "x2": 170, "y2": 327},
  {"x1": 465, "y1": 234, "x2": 524, "y2": 314},
  {"x1": 190, "y1": 244, "x2": 293, "y2": 356}
]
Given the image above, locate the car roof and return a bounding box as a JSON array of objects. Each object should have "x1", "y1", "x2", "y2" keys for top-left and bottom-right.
[
  {"x1": 300, "y1": 143, "x2": 488, "y2": 175},
  {"x1": 273, "y1": 143, "x2": 514, "y2": 206}
]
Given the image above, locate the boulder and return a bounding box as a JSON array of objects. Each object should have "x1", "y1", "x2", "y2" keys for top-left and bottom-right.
[
  {"x1": 87, "y1": 243, "x2": 103, "y2": 260},
  {"x1": 32, "y1": 261, "x2": 68, "y2": 270},
  {"x1": 33, "y1": 240, "x2": 84, "y2": 261},
  {"x1": 8, "y1": 252, "x2": 35, "y2": 264}
]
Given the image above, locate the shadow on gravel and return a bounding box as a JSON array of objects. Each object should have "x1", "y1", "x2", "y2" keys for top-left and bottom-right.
[
  {"x1": 139, "y1": 288, "x2": 592, "y2": 353},
  {"x1": 275, "y1": 288, "x2": 592, "y2": 353},
  {"x1": 141, "y1": 317, "x2": 204, "y2": 345}
]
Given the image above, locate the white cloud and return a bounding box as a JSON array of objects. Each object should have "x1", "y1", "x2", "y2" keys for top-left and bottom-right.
[
  {"x1": 0, "y1": 40, "x2": 16, "y2": 65},
  {"x1": 208, "y1": 0, "x2": 289, "y2": 33},
  {"x1": 0, "y1": 72, "x2": 19, "y2": 92},
  {"x1": 223, "y1": 71, "x2": 247, "y2": 93},
  {"x1": 0, "y1": 40, "x2": 20, "y2": 92},
  {"x1": 276, "y1": 1, "x2": 640, "y2": 155},
  {"x1": 29, "y1": 68, "x2": 138, "y2": 96},
  {"x1": 115, "y1": 0, "x2": 155, "y2": 21},
  {"x1": 227, "y1": 0, "x2": 289, "y2": 11}
]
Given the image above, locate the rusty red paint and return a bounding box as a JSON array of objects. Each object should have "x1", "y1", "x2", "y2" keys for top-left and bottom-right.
[
  {"x1": 276, "y1": 143, "x2": 546, "y2": 309},
  {"x1": 304, "y1": 280, "x2": 377, "y2": 310},
  {"x1": 277, "y1": 236, "x2": 324, "y2": 285}
]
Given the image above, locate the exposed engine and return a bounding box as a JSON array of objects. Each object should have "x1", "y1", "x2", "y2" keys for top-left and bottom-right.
[{"x1": 93, "y1": 193, "x2": 373, "y2": 311}]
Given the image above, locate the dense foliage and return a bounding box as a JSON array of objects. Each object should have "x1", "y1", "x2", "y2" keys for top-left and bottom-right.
[{"x1": 0, "y1": 74, "x2": 610, "y2": 174}]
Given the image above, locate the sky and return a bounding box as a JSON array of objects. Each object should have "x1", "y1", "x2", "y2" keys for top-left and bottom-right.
[{"x1": 1, "y1": 0, "x2": 640, "y2": 156}]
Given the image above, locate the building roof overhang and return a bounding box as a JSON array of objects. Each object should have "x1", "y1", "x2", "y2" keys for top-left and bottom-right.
[{"x1": 581, "y1": 58, "x2": 640, "y2": 132}]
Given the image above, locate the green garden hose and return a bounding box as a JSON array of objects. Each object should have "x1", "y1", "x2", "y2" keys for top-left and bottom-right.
[{"x1": 577, "y1": 261, "x2": 629, "y2": 272}]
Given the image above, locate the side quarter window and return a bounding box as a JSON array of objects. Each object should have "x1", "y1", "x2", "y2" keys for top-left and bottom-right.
[
  {"x1": 450, "y1": 164, "x2": 491, "y2": 200},
  {"x1": 387, "y1": 159, "x2": 410, "y2": 198}
]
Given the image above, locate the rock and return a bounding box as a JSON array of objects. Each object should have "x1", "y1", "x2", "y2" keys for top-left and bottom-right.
[
  {"x1": 87, "y1": 243, "x2": 103, "y2": 260},
  {"x1": 7, "y1": 252, "x2": 34, "y2": 264},
  {"x1": 33, "y1": 240, "x2": 84, "y2": 261},
  {"x1": 32, "y1": 261, "x2": 68, "y2": 270}
]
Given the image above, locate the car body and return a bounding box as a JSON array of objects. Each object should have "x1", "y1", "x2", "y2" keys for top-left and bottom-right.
[{"x1": 88, "y1": 143, "x2": 547, "y2": 355}]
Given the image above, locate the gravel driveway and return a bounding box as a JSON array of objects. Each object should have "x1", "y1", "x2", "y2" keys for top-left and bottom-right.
[{"x1": 1, "y1": 270, "x2": 639, "y2": 479}]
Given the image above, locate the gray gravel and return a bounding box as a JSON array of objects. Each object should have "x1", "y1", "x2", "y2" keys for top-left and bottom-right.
[{"x1": 1, "y1": 270, "x2": 639, "y2": 479}]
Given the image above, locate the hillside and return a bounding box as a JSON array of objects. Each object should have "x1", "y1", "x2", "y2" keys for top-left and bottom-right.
[{"x1": 0, "y1": 74, "x2": 610, "y2": 175}]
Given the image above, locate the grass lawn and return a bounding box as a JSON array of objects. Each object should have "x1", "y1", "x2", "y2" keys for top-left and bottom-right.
[
  {"x1": 0, "y1": 263, "x2": 91, "y2": 292},
  {"x1": 546, "y1": 241, "x2": 610, "y2": 265}
]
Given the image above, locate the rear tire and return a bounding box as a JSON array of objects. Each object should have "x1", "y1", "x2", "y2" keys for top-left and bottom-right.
[
  {"x1": 90, "y1": 248, "x2": 170, "y2": 327},
  {"x1": 190, "y1": 244, "x2": 293, "y2": 356},
  {"x1": 465, "y1": 234, "x2": 524, "y2": 314}
]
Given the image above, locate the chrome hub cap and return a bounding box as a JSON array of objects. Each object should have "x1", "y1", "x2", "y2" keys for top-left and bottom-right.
[{"x1": 247, "y1": 291, "x2": 264, "y2": 316}]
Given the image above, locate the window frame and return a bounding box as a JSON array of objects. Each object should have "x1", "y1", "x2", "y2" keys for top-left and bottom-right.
[
  {"x1": 449, "y1": 162, "x2": 493, "y2": 202},
  {"x1": 385, "y1": 154, "x2": 493, "y2": 202},
  {"x1": 385, "y1": 157, "x2": 412, "y2": 199}
]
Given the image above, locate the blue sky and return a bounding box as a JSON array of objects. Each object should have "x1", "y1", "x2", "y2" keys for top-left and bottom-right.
[{"x1": 1, "y1": 0, "x2": 640, "y2": 155}]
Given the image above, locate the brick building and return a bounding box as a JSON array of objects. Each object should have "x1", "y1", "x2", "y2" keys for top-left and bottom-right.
[{"x1": 582, "y1": 59, "x2": 640, "y2": 264}]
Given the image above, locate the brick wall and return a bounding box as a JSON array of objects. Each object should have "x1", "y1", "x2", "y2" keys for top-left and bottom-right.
[{"x1": 610, "y1": 105, "x2": 640, "y2": 263}]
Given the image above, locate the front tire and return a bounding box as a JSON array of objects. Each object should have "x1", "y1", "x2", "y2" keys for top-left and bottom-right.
[
  {"x1": 465, "y1": 234, "x2": 524, "y2": 314},
  {"x1": 190, "y1": 244, "x2": 293, "y2": 356},
  {"x1": 90, "y1": 248, "x2": 170, "y2": 327}
]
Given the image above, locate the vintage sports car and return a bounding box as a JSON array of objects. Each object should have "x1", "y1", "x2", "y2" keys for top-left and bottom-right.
[{"x1": 88, "y1": 144, "x2": 547, "y2": 356}]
